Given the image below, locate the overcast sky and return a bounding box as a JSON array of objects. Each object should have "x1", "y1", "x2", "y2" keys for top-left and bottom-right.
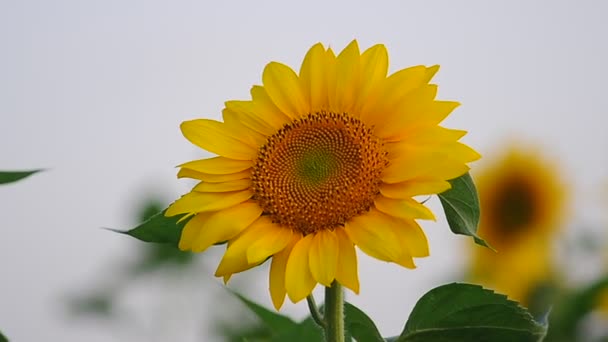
[{"x1": 1, "y1": 0, "x2": 607, "y2": 341}]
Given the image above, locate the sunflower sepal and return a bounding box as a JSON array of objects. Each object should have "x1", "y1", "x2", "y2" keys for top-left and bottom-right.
[
  {"x1": 438, "y1": 172, "x2": 494, "y2": 250},
  {"x1": 109, "y1": 209, "x2": 189, "y2": 247}
]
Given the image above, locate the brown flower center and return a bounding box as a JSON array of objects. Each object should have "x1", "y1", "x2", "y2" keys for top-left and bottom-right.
[
  {"x1": 491, "y1": 177, "x2": 537, "y2": 235},
  {"x1": 251, "y1": 112, "x2": 388, "y2": 235}
]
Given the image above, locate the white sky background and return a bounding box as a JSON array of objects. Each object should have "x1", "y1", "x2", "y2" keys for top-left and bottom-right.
[{"x1": 1, "y1": 0, "x2": 608, "y2": 341}]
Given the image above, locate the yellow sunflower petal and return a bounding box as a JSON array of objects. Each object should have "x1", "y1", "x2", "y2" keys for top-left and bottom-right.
[
  {"x1": 222, "y1": 107, "x2": 267, "y2": 148},
  {"x1": 177, "y1": 168, "x2": 250, "y2": 183},
  {"x1": 359, "y1": 65, "x2": 427, "y2": 125},
  {"x1": 224, "y1": 100, "x2": 277, "y2": 137},
  {"x1": 269, "y1": 234, "x2": 301, "y2": 310},
  {"x1": 250, "y1": 85, "x2": 292, "y2": 129},
  {"x1": 355, "y1": 44, "x2": 388, "y2": 111},
  {"x1": 247, "y1": 225, "x2": 293, "y2": 264},
  {"x1": 308, "y1": 229, "x2": 339, "y2": 287},
  {"x1": 395, "y1": 140, "x2": 479, "y2": 164},
  {"x1": 429, "y1": 160, "x2": 471, "y2": 180},
  {"x1": 375, "y1": 196, "x2": 436, "y2": 221},
  {"x1": 423, "y1": 100, "x2": 460, "y2": 125},
  {"x1": 395, "y1": 252, "x2": 416, "y2": 269},
  {"x1": 386, "y1": 101, "x2": 461, "y2": 138},
  {"x1": 402, "y1": 126, "x2": 467, "y2": 145},
  {"x1": 344, "y1": 209, "x2": 402, "y2": 263},
  {"x1": 176, "y1": 168, "x2": 204, "y2": 180},
  {"x1": 193, "y1": 179, "x2": 251, "y2": 193},
  {"x1": 191, "y1": 201, "x2": 263, "y2": 253},
  {"x1": 335, "y1": 228, "x2": 359, "y2": 293},
  {"x1": 214, "y1": 216, "x2": 274, "y2": 276},
  {"x1": 165, "y1": 190, "x2": 253, "y2": 216},
  {"x1": 392, "y1": 219, "x2": 429, "y2": 258},
  {"x1": 332, "y1": 40, "x2": 360, "y2": 114},
  {"x1": 178, "y1": 212, "x2": 211, "y2": 251},
  {"x1": 262, "y1": 62, "x2": 309, "y2": 119},
  {"x1": 442, "y1": 142, "x2": 482, "y2": 162},
  {"x1": 324, "y1": 48, "x2": 337, "y2": 112},
  {"x1": 285, "y1": 234, "x2": 317, "y2": 303},
  {"x1": 382, "y1": 147, "x2": 447, "y2": 183},
  {"x1": 214, "y1": 246, "x2": 259, "y2": 278},
  {"x1": 423, "y1": 65, "x2": 440, "y2": 83},
  {"x1": 180, "y1": 119, "x2": 258, "y2": 160},
  {"x1": 380, "y1": 179, "x2": 452, "y2": 198},
  {"x1": 384, "y1": 65, "x2": 429, "y2": 101},
  {"x1": 299, "y1": 43, "x2": 329, "y2": 111},
  {"x1": 375, "y1": 84, "x2": 438, "y2": 141},
  {"x1": 383, "y1": 141, "x2": 473, "y2": 183},
  {"x1": 178, "y1": 157, "x2": 252, "y2": 175}
]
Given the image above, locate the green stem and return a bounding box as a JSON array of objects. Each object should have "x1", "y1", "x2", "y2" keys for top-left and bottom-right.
[
  {"x1": 306, "y1": 294, "x2": 326, "y2": 329},
  {"x1": 324, "y1": 281, "x2": 345, "y2": 342}
]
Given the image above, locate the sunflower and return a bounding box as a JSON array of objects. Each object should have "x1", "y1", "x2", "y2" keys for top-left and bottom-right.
[
  {"x1": 469, "y1": 146, "x2": 565, "y2": 304},
  {"x1": 167, "y1": 40, "x2": 479, "y2": 309}
]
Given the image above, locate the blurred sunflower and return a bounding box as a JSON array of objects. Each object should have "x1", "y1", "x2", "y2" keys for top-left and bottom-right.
[
  {"x1": 167, "y1": 40, "x2": 479, "y2": 309},
  {"x1": 469, "y1": 146, "x2": 565, "y2": 304}
]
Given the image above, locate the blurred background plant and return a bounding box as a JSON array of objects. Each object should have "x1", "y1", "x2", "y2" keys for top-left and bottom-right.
[
  {"x1": 64, "y1": 192, "x2": 275, "y2": 341},
  {"x1": 466, "y1": 143, "x2": 608, "y2": 342}
]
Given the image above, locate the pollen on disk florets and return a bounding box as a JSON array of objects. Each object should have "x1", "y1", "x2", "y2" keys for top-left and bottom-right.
[{"x1": 251, "y1": 111, "x2": 388, "y2": 235}]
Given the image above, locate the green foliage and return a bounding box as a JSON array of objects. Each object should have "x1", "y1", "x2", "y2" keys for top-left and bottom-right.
[
  {"x1": 343, "y1": 302, "x2": 384, "y2": 342},
  {"x1": 272, "y1": 317, "x2": 324, "y2": 342},
  {"x1": 0, "y1": 169, "x2": 42, "y2": 185},
  {"x1": 396, "y1": 283, "x2": 547, "y2": 342},
  {"x1": 68, "y1": 199, "x2": 194, "y2": 324},
  {"x1": 232, "y1": 292, "x2": 298, "y2": 335},
  {"x1": 112, "y1": 210, "x2": 188, "y2": 246},
  {"x1": 544, "y1": 275, "x2": 608, "y2": 342},
  {"x1": 228, "y1": 284, "x2": 549, "y2": 342},
  {"x1": 438, "y1": 173, "x2": 491, "y2": 249},
  {"x1": 67, "y1": 292, "x2": 115, "y2": 318},
  {"x1": 129, "y1": 201, "x2": 194, "y2": 271},
  {"x1": 230, "y1": 291, "x2": 324, "y2": 341},
  {"x1": 0, "y1": 330, "x2": 7, "y2": 342}
]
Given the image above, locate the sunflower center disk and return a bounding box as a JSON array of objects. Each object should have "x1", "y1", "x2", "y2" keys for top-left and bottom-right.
[
  {"x1": 493, "y1": 178, "x2": 537, "y2": 234},
  {"x1": 252, "y1": 112, "x2": 388, "y2": 235}
]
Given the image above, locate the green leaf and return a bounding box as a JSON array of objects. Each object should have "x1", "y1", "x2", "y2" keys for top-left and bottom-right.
[
  {"x1": 344, "y1": 302, "x2": 384, "y2": 342},
  {"x1": 273, "y1": 317, "x2": 325, "y2": 342},
  {"x1": 110, "y1": 210, "x2": 188, "y2": 246},
  {"x1": 0, "y1": 169, "x2": 42, "y2": 185},
  {"x1": 0, "y1": 330, "x2": 8, "y2": 342},
  {"x1": 438, "y1": 173, "x2": 491, "y2": 248},
  {"x1": 127, "y1": 201, "x2": 194, "y2": 272},
  {"x1": 232, "y1": 291, "x2": 299, "y2": 336},
  {"x1": 397, "y1": 283, "x2": 547, "y2": 342}
]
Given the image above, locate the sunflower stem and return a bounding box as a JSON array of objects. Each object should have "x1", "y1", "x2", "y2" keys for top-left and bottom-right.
[
  {"x1": 306, "y1": 294, "x2": 326, "y2": 329},
  {"x1": 324, "y1": 281, "x2": 345, "y2": 342}
]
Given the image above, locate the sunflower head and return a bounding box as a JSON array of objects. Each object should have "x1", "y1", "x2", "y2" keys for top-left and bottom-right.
[
  {"x1": 476, "y1": 147, "x2": 565, "y2": 246},
  {"x1": 251, "y1": 111, "x2": 389, "y2": 235},
  {"x1": 167, "y1": 40, "x2": 479, "y2": 309},
  {"x1": 469, "y1": 145, "x2": 566, "y2": 304}
]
